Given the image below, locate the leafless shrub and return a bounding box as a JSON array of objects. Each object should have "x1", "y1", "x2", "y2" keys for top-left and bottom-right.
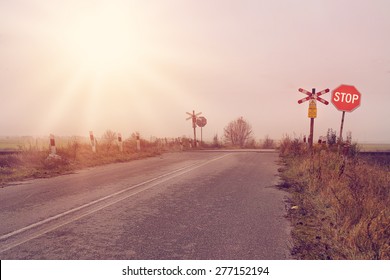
[
  {"x1": 223, "y1": 116, "x2": 253, "y2": 148},
  {"x1": 279, "y1": 135, "x2": 306, "y2": 156},
  {"x1": 262, "y1": 135, "x2": 275, "y2": 149},
  {"x1": 102, "y1": 130, "x2": 117, "y2": 152}
]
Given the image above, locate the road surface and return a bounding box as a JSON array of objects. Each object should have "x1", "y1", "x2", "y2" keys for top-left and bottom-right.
[{"x1": 0, "y1": 151, "x2": 291, "y2": 259}]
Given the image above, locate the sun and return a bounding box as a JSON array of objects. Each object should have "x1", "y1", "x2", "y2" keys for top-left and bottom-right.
[{"x1": 63, "y1": 5, "x2": 142, "y2": 77}]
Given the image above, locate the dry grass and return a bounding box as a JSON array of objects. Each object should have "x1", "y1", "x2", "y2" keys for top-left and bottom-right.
[
  {"x1": 278, "y1": 138, "x2": 390, "y2": 259},
  {"x1": 0, "y1": 139, "x2": 174, "y2": 186}
]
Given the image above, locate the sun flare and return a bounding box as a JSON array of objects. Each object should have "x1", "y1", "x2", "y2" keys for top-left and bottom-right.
[
  {"x1": 63, "y1": 5, "x2": 143, "y2": 76},
  {"x1": 9, "y1": 1, "x2": 203, "y2": 136}
]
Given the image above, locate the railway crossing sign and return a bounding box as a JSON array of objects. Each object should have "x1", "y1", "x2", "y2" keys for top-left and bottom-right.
[
  {"x1": 186, "y1": 110, "x2": 202, "y2": 147},
  {"x1": 298, "y1": 88, "x2": 329, "y2": 105},
  {"x1": 186, "y1": 111, "x2": 202, "y2": 128},
  {"x1": 297, "y1": 88, "x2": 329, "y2": 149}
]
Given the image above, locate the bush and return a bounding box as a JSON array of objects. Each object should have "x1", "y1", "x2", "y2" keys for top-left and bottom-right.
[
  {"x1": 279, "y1": 135, "x2": 306, "y2": 156},
  {"x1": 262, "y1": 135, "x2": 275, "y2": 149},
  {"x1": 0, "y1": 154, "x2": 22, "y2": 168}
]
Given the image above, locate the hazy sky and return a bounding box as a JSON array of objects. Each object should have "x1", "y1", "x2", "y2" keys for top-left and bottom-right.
[{"x1": 1, "y1": 0, "x2": 389, "y2": 143}]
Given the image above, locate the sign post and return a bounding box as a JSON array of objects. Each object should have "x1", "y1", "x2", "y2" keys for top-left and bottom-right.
[
  {"x1": 331, "y1": 84, "x2": 362, "y2": 143},
  {"x1": 196, "y1": 116, "x2": 207, "y2": 147},
  {"x1": 186, "y1": 110, "x2": 202, "y2": 148},
  {"x1": 297, "y1": 87, "x2": 329, "y2": 149}
]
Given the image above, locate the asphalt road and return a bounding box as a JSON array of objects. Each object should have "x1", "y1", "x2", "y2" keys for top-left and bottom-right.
[{"x1": 0, "y1": 151, "x2": 291, "y2": 259}]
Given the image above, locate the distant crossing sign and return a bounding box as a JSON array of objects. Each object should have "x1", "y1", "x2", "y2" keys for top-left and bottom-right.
[
  {"x1": 196, "y1": 116, "x2": 207, "y2": 127},
  {"x1": 186, "y1": 110, "x2": 202, "y2": 148},
  {"x1": 186, "y1": 111, "x2": 202, "y2": 128}
]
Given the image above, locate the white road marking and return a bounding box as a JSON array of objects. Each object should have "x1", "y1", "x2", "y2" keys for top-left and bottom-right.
[{"x1": 0, "y1": 153, "x2": 231, "y2": 253}]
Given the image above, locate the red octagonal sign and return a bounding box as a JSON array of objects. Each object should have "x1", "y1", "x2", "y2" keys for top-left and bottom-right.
[{"x1": 331, "y1": 84, "x2": 361, "y2": 112}]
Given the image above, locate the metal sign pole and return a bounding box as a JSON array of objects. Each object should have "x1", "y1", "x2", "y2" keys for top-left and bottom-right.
[
  {"x1": 308, "y1": 88, "x2": 315, "y2": 149},
  {"x1": 192, "y1": 110, "x2": 197, "y2": 148},
  {"x1": 339, "y1": 111, "x2": 346, "y2": 143},
  {"x1": 200, "y1": 127, "x2": 203, "y2": 147},
  {"x1": 309, "y1": 117, "x2": 314, "y2": 148}
]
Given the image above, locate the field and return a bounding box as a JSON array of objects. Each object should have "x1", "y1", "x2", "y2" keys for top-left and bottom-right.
[
  {"x1": 359, "y1": 143, "x2": 390, "y2": 152},
  {"x1": 0, "y1": 136, "x2": 87, "y2": 151},
  {"x1": 359, "y1": 152, "x2": 390, "y2": 167}
]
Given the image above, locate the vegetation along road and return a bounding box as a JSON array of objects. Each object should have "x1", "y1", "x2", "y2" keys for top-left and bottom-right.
[{"x1": 0, "y1": 151, "x2": 291, "y2": 259}]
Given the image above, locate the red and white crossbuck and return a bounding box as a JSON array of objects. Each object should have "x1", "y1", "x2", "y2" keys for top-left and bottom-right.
[{"x1": 297, "y1": 88, "x2": 329, "y2": 105}]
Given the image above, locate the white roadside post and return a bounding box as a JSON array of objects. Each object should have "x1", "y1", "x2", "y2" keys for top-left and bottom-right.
[
  {"x1": 179, "y1": 137, "x2": 184, "y2": 151},
  {"x1": 89, "y1": 131, "x2": 96, "y2": 153},
  {"x1": 118, "y1": 133, "x2": 123, "y2": 152},
  {"x1": 49, "y1": 134, "x2": 56, "y2": 155},
  {"x1": 136, "y1": 134, "x2": 141, "y2": 151}
]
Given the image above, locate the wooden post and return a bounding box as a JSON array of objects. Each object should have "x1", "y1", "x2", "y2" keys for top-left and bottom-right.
[{"x1": 192, "y1": 110, "x2": 197, "y2": 148}]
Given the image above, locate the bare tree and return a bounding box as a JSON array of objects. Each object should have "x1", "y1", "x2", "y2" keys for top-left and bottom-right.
[
  {"x1": 102, "y1": 130, "x2": 117, "y2": 152},
  {"x1": 262, "y1": 135, "x2": 275, "y2": 149},
  {"x1": 224, "y1": 117, "x2": 253, "y2": 148},
  {"x1": 212, "y1": 133, "x2": 221, "y2": 148}
]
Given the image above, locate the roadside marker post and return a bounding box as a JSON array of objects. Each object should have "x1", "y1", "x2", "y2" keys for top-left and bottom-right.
[
  {"x1": 136, "y1": 134, "x2": 141, "y2": 151},
  {"x1": 49, "y1": 134, "x2": 56, "y2": 155},
  {"x1": 118, "y1": 133, "x2": 123, "y2": 152},
  {"x1": 297, "y1": 88, "x2": 329, "y2": 149},
  {"x1": 89, "y1": 131, "x2": 96, "y2": 153}
]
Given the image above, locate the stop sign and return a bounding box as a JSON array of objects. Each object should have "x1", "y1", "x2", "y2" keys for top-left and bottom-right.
[
  {"x1": 331, "y1": 84, "x2": 361, "y2": 112},
  {"x1": 196, "y1": 116, "x2": 207, "y2": 127}
]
